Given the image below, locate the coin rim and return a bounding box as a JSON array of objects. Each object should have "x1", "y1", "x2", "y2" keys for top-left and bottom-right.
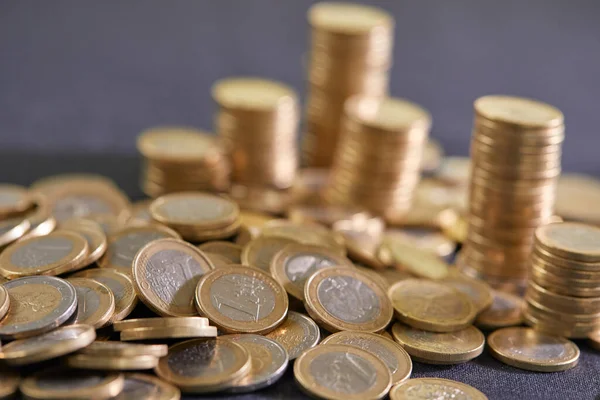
[
  {"x1": 120, "y1": 325, "x2": 218, "y2": 341},
  {"x1": 19, "y1": 369, "x2": 125, "y2": 399},
  {"x1": 67, "y1": 353, "x2": 159, "y2": 370},
  {"x1": 113, "y1": 317, "x2": 209, "y2": 331},
  {"x1": 80, "y1": 341, "x2": 168, "y2": 358},
  {"x1": 67, "y1": 277, "x2": 116, "y2": 329},
  {"x1": 265, "y1": 311, "x2": 321, "y2": 360},
  {"x1": 389, "y1": 377, "x2": 488, "y2": 400}
]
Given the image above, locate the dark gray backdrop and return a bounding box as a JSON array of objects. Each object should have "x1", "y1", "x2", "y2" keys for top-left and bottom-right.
[{"x1": 0, "y1": 0, "x2": 599, "y2": 172}]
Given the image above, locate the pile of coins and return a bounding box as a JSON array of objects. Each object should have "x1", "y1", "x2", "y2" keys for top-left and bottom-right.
[
  {"x1": 457, "y1": 95, "x2": 564, "y2": 287},
  {"x1": 303, "y1": 2, "x2": 394, "y2": 167},
  {"x1": 324, "y1": 95, "x2": 431, "y2": 219},
  {"x1": 137, "y1": 126, "x2": 230, "y2": 197}
]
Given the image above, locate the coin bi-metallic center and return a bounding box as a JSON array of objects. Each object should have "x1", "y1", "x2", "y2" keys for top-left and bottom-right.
[
  {"x1": 310, "y1": 352, "x2": 377, "y2": 394},
  {"x1": 6, "y1": 284, "x2": 62, "y2": 324},
  {"x1": 10, "y1": 237, "x2": 73, "y2": 268},
  {"x1": 113, "y1": 232, "x2": 173, "y2": 268},
  {"x1": 317, "y1": 276, "x2": 380, "y2": 323},
  {"x1": 209, "y1": 274, "x2": 276, "y2": 322},
  {"x1": 285, "y1": 254, "x2": 338, "y2": 286}
]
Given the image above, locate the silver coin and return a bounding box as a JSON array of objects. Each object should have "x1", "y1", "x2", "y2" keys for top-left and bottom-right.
[
  {"x1": 225, "y1": 334, "x2": 288, "y2": 393},
  {"x1": 107, "y1": 230, "x2": 175, "y2": 273},
  {"x1": 10, "y1": 236, "x2": 74, "y2": 269},
  {"x1": 266, "y1": 311, "x2": 320, "y2": 360},
  {"x1": 53, "y1": 195, "x2": 114, "y2": 222},
  {"x1": 317, "y1": 275, "x2": 380, "y2": 324},
  {"x1": 209, "y1": 273, "x2": 276, "y2": 322},
  {"x1": 284, "y1": 252, "x2": 339, "y2": 291},
  {"x1": 0, "y1": 276, "x2": 77, "y2": 339}
]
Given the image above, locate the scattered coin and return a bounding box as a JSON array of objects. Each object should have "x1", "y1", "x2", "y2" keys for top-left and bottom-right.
[
  {"x1": 68, "y1": 353, "x2": 159, "y2": 370},
  {"x1": 0, "y1": 217, "x2": 31, "y2": 247},
  {"x1": 112, "y1": 373, "x2": 181, "y2": 400},
  {"x1": 487, "y1": 327, "x2": 580, "y2": 372},
  {"x1": 195, "y1": 265, "x2": 288, "y2": 334},
  {"x1": 80, "y1": 341, "x2": 167, "y2": 357},
  {"x1": 379, "y1": 239, "x2": 449, "y2": 279},
  {"x1": 261, "y1": 220, "x2": 345, "y2": 256},
  {"x1": 129, "y1": 199, "x2": 154, "y2": 224},
  {"x1": 0, "y1": 284, "x2": 9, "y2": 321},
  {"x1": 113, "y1": 317, "x2": 209, "y2": 331},
  {"x1": 241, "y1": 236, "x2": 297, "y2": 272},
  {"x1": 353, "y1": 264, "x2": 391, "y2": 290},
  {"x1": 294, "y1": 344, "x2": 392, "y2": 400},
  {"x1": 30, "y1": 174, "x2": 118, "y2": 195},
  {"x1": 0, "y1": 367, "x2": 19, "y2": 399},
  {"x1": 68, "y1": 277, "x2": 115, "y2": 328},
  {"x1": 476, "y1": 290, "x2": 524, "y2": 330},
  {"x1": 265, "y1": 311, "x2": 320, "y2": 360},
  {"x1": 444, "y1": 270, "x2": 494, "y2": 313},
  {"x1": 132, "y1": 238, "x2": 215, "y2": 317},
  {"x1": 19, "y1": 195, "x2": 56, "y2": 241},
  {"x1": 120, "y1": 325, "x2": 217, "y2": 341},
  {"x1": 389, "y1": 378, "x2": 487, "y2": 400},
  {"x1": 555, "y1": 174, "x2": 600, "y2": 224},
  {"x1": 198, "y1": 241, "x2": 242, "y2": 264},
  {"x1": 61, "y1": 218, "x2": 107, "y2": 266},
  {"x1": 382, "y1": 227, "x2": 455, "y2": 258},
  {"x1": 332, "y1": 215, "x2": 386, "y2": 269},
  {"x1": 0, "y1": 184, "x2": 31, "y2": 218},
  {"x1": 203, "y1": 252, "x2": 234, "y2": 268}
]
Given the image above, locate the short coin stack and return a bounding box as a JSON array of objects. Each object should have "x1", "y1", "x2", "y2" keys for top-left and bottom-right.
[
  {"x1": 324, "y1": 95, "x2": 431, "y2": 220},
  {"x1": 457, "y1": 95, "x2": 564, "y2": 287},
  {"x1": 303, "y1": 2, "x2": 394, "y2": 167},
  {"x1": 137, "y1": 126, "x2": 230, "y2": 197},
  {"x1": 525, "y1": 222, "x2": 600, "y2": 338}
]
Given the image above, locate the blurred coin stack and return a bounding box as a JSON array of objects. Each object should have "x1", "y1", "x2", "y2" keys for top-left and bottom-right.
[
  {"x1": 137, "y1": 127, "x2": 230, "y2": 197},
  {"x1": 303, "y1": 2, "x2": 394, "y2": 167},
  {"x1": 457, "y1": 95, "x2": 564, "y2": 287},
  {"x1": 323, "y1": 95, "x2": 431, "y2": 219},
  {"x1": 525, "y1": 222, "x2": 600, "y2": 338}
]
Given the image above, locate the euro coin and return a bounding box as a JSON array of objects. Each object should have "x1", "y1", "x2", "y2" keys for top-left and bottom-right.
[
  {"x1": 241, "y1": 236, "x2": 297, "y2": 272},
  {"x1": 0, "y1": 217, "x2": 31, "y2": 247},
  {"x1": 61, "y1": 218, "x2": 107, "y2": 266},
  {"x1": 475, "y1": 290, "x2": 524, "y2": 330},
  {"x1": 0, "y1": 284, "x2": 9, "y2": 321},
  {"x1": 120, "y1": 325, "x2": 217, "y2": 341},
  {"x1": 113, "y1": 317, "x2": 209, "y2": 331},
  {"x1": 67, "y1": 277, "x2": 115, "y2": 328},
  {"x1": 197, "y1": 241, "x2": 242, "y2": 264},
  {"x1": 67, "y1": 353, "x2": 159, "y2": 370},
  {"x1": 535, "y1": 222, "x2": 600, "y2": 262},
  {"x1": 0, "y1": 184, "x2": 31, "y2": 218},
  {"x1": 80, "y1": 341, "x2": 167, "y2": 357},
  {"x1": 444, "y1": 270, "x2": 493, "y2": 313},
  {"x1": 113, "y1": 373, "x2": 180, "y2": 400},
  {"x1": 390, "y1": 378, "x2": 487, "y2": 400},
  {"x1": 379, "y1": 239, "x2": 449, "y2": 280},
  {"x1": 265, "y1": 311, "x2": 320, "y2": 360}
]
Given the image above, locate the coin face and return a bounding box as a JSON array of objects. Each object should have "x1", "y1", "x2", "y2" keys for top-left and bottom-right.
[
  {"x1": 474, "y1": 95, "x2": 563, "y2": 128},
  {"x1": 389, "y1": 378, "x2": 488, "y2": 400},
  {"x1": 198, "y1": 241, "x2": 242, "y2": 264},
  {"x1": 137, "y1": 126, "x2": 217, "y2": 161},
  {"x1": 294, "y1": 344, "x2": 392, "y2": 400},
  {"x1": 195, "y1": 266, "x2": 288, "y2": 334},
  {"x1": 61, "y1": 218, "x2": 107, "y2": 266},
  {"x1": 155, "y1": 338, "x2": 251, "y2": 393},
  {"x1": 265, "y1": 311, "x2": 321, "y2": 360},
  {"x1": 0, "y1": 231, "x2": 89, "y2": 279},
  {"x1": 0, "y1": 284, "x2": 9, "y2": 321},
  {"x1": 535, "y1": 222, "x2": 600, "y2": 262},
  {"x1": 304, "y1": 267, "x2": 393, "y2": 333},
  {"x1": 271, "y1": 244, "x2": 354, "y2": 301},
  {"x1": 0, "y1": 184, "x2": 31, "y2": 217},
  {"x1": 212, "y1": 77, "x2": 297, "y2": 111},
  {"x1": 132, "y1": 238, "x2": 215, "y2": 317},
  {"x1": 68, "y1": 277, "x2": 115, "y2": 329},
  {"x1": 241, "y1": 236, "x2": 297, "y2": 272},
  {"x1": 150, "y1": 192, "x2": 239, "y2": 228},
  {"x1": 487, "y1": 327, "x2": 580, "y2": 372},
  {"x1": 476, "y1": 290, "x2": 523, "y2": 329},
  {"x1": 20, "y1": 369, "x2": 125, "y2": 400},
  {"x1": 388, "y1": 279, "x2": 476, "y2": 332},
  {"x1": 112, "y1": 373, "x2": 180, "y2": 400},
  {"x1": 99, "y1": 225, "x2": 180, "y2": 275},
  {"x1": 380, "y1": 239, "x2": 449, "y2": 280},
  {"x1": 0, "y1": 276, "x2": 77, "y2": 339},
  {"x1": 322, "y1": 331, "x2": 412, "y2": 384},
  {"x1": 444, "y1": 270, "x2": 493, "y2": 313}
]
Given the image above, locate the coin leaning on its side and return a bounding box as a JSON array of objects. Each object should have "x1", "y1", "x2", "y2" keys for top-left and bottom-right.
[{"x1": 265, "y1": 311, "x2": 320, "y2": 360}]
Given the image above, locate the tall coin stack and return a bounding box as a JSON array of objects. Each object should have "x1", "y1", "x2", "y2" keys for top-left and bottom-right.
[
  {"x1": 137, "y1": 127, "x2": 230, "y2": 197},
  {"x1": 525, "y1": 222, "x2": 600, "y2": 338},
  {"x1": 303, "y1": 2, "x2": 394, "y2": 167},
  {"x1": 457, "y1": 95, "x2": 564, "y2": 287},
  {"x1": 324, "y1": 96, "x2": 431, "y2": 219}
]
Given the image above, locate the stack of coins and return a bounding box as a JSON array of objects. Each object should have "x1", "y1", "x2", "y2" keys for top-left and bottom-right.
[
  {"x1": 323, "y1": 95, "x2": 431, "y2": 219},
  {"x1": 303, "y1": 2, "x2": 394, "y2": 167},
  {"x1": 137, "y1": 126, "x2": 230, "y2": 197},
  {"x1": 525, "y1": 222, "x2": 600, "y2": 338},
  {"x1": 457, "y1": 95, "x2": 564, "y2": 286}
]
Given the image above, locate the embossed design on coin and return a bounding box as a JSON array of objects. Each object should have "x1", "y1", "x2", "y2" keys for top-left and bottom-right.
[
  {"x1": 389, "y1": 378, "x2": 488, "y2": 400},
  {"x1": 476, "y1": 290, "x2": 523, "y2": 329},
  {"x1": 266, "y1": 311, "x2": 320, "y2": 360},
  {"x1": 68, "y1": 278, "x2": 115, "y2": 329}
]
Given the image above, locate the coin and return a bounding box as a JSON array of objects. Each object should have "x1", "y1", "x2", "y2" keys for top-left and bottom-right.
[
  {"x1": 379, "y1": 239, "x2": 449, "y2": 280},
  {"x1": 112, "y1": 373, "x2": 181, "y2": 400},
  {"x1": 129, "y1": 199, "x2": 154, "y2": 224},
  {"x1": 555, "y1": 174, "x2": 600, "y2": 224},
  {"x1": 61, "y1": 218, "x2": 107, "y2": 266},
  {"x1": 0, "y1": 184, "x2": 31, "y2": 217},
  {"x1": 71, "y1": 268, "x2": 137, "y2": 322},
  {"x1": 381, "y1": 227, "x2": 455, "y2": 258},
  {"x1": 223, "y1": 334, "x2": 289, "y2": 392},
  {"x1": 30, "y1": 174, "x2": 118, "y2": 195},
  {"x1": 322, "y1": 331, "x2": 412, "y2": 384},
  {"x1": 0, "y1": 217, "x2": 30, "y2": 247},
  {"x1": 444, "y1": 270, "x2": 493, "y2": 313},
  {"x1": 261, "y1": 220, "x2": 345, "y2": 256},
  {"x1": 388, "y1": 279, "x2": 476, "y2": 332},
  {"x1": 265, "y1": 311, "x2": 321, "y2": 360},
  {"x1": 332, "y1": 216, "x2": 386, "y2": 269},
  {"x1": 195, "y1": 265, "x2": 288, "y2": 334},
  {"x1": 0, "y1": 231, "x2": 88, "y2": 279},
  {"x1": 98, "y1": 225, "x2": 180, "y2": 275},
  {"x1": 19, "y1": 369, "x2": 125, "y2": 399},
  {"x1": 0, "y1": 284, "x2": 9, "y2": 321},
  {"x1": 155, "y1": 338, "x2": 251, "y2": 393},
  {"x1": 475, "y1": 290, "x2": 524, "y2": 330},
  {"x1": 270, "y1": 244, "x2": 354, "y2": 301},
  {"x1": 389, "y1": 378, "x2": 487, "y2": 400},
  {"x1": 304, "y1": 267, "x2": 393, "y2": 333},
  {"x1": 0, "y1": 276, "x2": 77, "y2": 339},
  {"x1": 20, "y1": 195, "x2": 57, "y2": 241},
  {"x1": 120, "y1": 325, "x2": 217, "y2": 341},
  {"x1": 113, "y1": 317, "x2": 209, "y2": 331},
  {"x1": 0, "y1": 367, "x2": 19, "y2": 399},
  {"x1": 391, "y1": 322, "x2": 484, "y2": 364},
  {"x1": 535, "y1": 222, "x2": 600, "y2": 262},
  {"x1": 204, "y1": 252, "x2": 234, "y2": 268},
  {"x1": 132, "y1": 238, "x2": 215, "y2": 317},
  {"x1": 68, "y1": 353, "x2": 159, "y2": 370},
  {"x1": 198, "y1": 241, "x2": 242, "y2": 264},
  {"x1": 294, "y1": 344, "x2": 392, "y2": 400},
  {"x1": 0, "y1": 324, "x2": 95, "y2": 366},
  {"x1": 80, "y1": 341, "x2": 168, "y2": 357},
  {"x1": 241, "y1": 236, "x2": 297, "y2": 272},
  {"x1": 587, "y1": 331, "x2": 600, "y2": 351}
]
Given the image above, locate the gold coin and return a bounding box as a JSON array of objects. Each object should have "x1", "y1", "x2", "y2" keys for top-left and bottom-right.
[
  {"x1": 195, "y1": 265, "x2": 288, "y2": 334},
  {"x1": 241, "y1": 236, "x2": 297, "y2": 272},
  {"x1": 379, "y1": 239, "x2": 449, "y2": 280},
  {"x1": 70, "y1": 268, "x2": 137, "y2": 323},
  {"x1": 555, "y1": 174, "x2": 600, "y2": 224},
  {"x1": 535, "y1": 222, "x2": 600, "y2": 262},
  {"x1": 0, "y1": 184, "x2": 31, "y2": 217},
  {"x1": 474, "y1": 95, "x2": 563, "y2": 129},
  {"x1": 382, "y1": 228, "x2": 455, "y2": 258},
  {"x1": 265, "y1": 311, "x2": 321, "y2": 360},
  {"x1": 80, "y1": 341, "x2": 168, "y2": 357},
  {"x1": 204, "y1": 252, "x2": 234, "y2": 268},
  {"x1": 304, "y1": 267, "x2": 393, "y2": 333},
  {"x1": 0, "y1": 367, "x2": 19, "y2": 399},
  {"x1": 155, "y1": 338, "x2": 251, "y2": 393},
  {"x1": 391, "y1": 322, "x2": 484, "y2": 364},
  {"x1": 322, "y1": 331, "x2": 412, "y2": 384},
  {"x1": 332, "y1": 216, "x2": 386, "y2": 269},
  {"x1": 261, "y1": 220, "x2": 345, "y2": 256},
  {"x1": 0, "y1": 231, "x2": 88, "y2": 279},
  {"x1": 0, "y1": 284, "x2": 9, "y2": 321},
  {"x1": 113, "y1": 317, "x2": 209, "y2": 331},
  {"x1": 488, "y1": 327, "x2": 579, "y2": 372},
  {"x1": 388, "y1": 279, "x2": 476, "y2": 332},
  {"x1": 294, "y1": 344, "x2": 392, "y2": 400},
  {"x1": 389, "y1": 378, "x2": 487, "y2": 400},
  {"x1": 67, "y1": 353, "x2": 159, "y2": 370},
  {"x1": 120, "y1": 325, "x2": 217, "y2": 341},
  {"x1": 113, "y1": 373, "x2": 181, "y2": 400},
  {"x1": 19, "y1": 195, "x2": 56, "y2": 241},
  {"x1": 61, "y1": 219, "x2": 107, "y2": 266},
  {"x1": 20, "y1": 369, "x2": 124, "y2": 400},
  {"x1": 444, "y1": 269, "x2": 493, "y2": 313},
  {"x1": 137, "y1": 126, "x2": 219, "y2": 162},
  {"x1": 132, "y1": 238, "x2": 214, "y2": 317},
  {"x1": 475, "y1": 290, "x2": 524, "y2": 330},
  {"x1": 67, "y1": 277, "x2": 115, "y2": 329},
  {"x1": 198, "y1": 241, "x2": 242, "y2": 264},
  {"x1": 0, "y1": 217, "x2": 31, "y2": 247},
  {"x1": 587, "y1": 331, "x2": 600, "y2": 351},
  {"x1": 271, "y1": 244, "x2": 354, "y2": 301}
]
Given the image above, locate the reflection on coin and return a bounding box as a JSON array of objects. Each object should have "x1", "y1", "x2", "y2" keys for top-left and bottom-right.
[
  {"x1": 0, "y1": 276, "x2": 77, "y2": 339},
  {"x1": 112, "y1": 373, "x2": 181, "y2": 400},
  {"x1": 0, "y1": 217, "x2": 30, "y2": 247},
  {"x1": 61, "y1": 218, "x2": 107, "y2": 266},
  {"x1": 476, "y1": 290, "x2": 524, "y2": 330},
  {"x1": 0, "y1": 367, "x2": 19, "y2": 399},
  {"x1": 271, "y1": 244, "x2": 354, "y2": 301},
  {"x1": 0, "y1": 324, "x2": 95, "y2": 366},
  {"x1": 68, "y1": 277, "x2": 115, "y2": 329},
  {"x1": 150, "y1": 192, "x2": 239, "y2": 228},
  {"x1": 0, "y1": 231, "x2": 88, "y2": 279},
  {"x1": 132, "y1": 238, "x2": 215, "y2": 317},
  {"x1": 67, "y1": 353, "x2": 159, "y2": 370},
  {"x1": 0, "y1": 184, "x2": 31, "y2": 217},
  {"x1": 0, "y1": 284, "x2": 9, "y2": 321},
  {"x1": 378, "y1": 268, "x2": 413, "y2": 287},
  {"x1": 389, "y1": 378, "x2": 487, "y2": 400},
  {"x1": 294, "y1": 344, "x2": 392, "y2": 400},
  {"x1": 487, "y1": 327, "x2": 580, "y2": 372},
  {"x1": 223, "y1": 334, "x2": 289, "y2": 392},
  {"x1": 304, "y1": 267, "x2": 393, "y2": 333},
  {"x1": 265, "y1": 311, "x2": 320, "y2": 360},
  {"x1": 20, "y1": 368, "x2": 125, "y2": 400},
  {"x1": 379, "y1": 239, "x2": 449, "y2": 280},
  {"x1": 71, "y1": 268, "x2": 137, "y2": 322},
  {"x1": 353, "y1": 265, "x2": 390, "y2": 290},
  {"x1": 80, "y1": 341, "x2": 168, "y2": 357},
  {"x1": 155, "y1": 338, "x2": 251, "y2": 393},
  {"x1": 99, "y1": 225, "x2": 180, "y2": 275},
  {"x1": 195, "y1": 266, "x2": 288, "y2": 334},
  {"x1": 322, "y1": 331, "x2": 412, "y2": 384},
  {"x1": 444, "y1": 270, "x2": 493, "y2": 313},
  {"x1": 19, "y1": 196, "x2": 56, "y2": 241},
  {"x1": 388, "y1": 279, "x2": 476, "y2": 332},
  {"x1": 113, "y1": 317, "x2": 209, "y2": 331},
  {"x1": 391, "y1": 322, "x2": 484, "y2": 364},
  {"x1": 129, "y1": 200, "x2": 154, "y2": 224},
  {"x1": 261, "y1": 220, "x2": 345, "y2": 256},
  {"x1": 241, "y1": 236, "x2": 297, "y2": 272},
  {"x1": 120, "y1": 325, "x2": 217, "y2": 341},
  {"x1": 198, "y1": 241, "x2": 242, "y2": 264}
]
